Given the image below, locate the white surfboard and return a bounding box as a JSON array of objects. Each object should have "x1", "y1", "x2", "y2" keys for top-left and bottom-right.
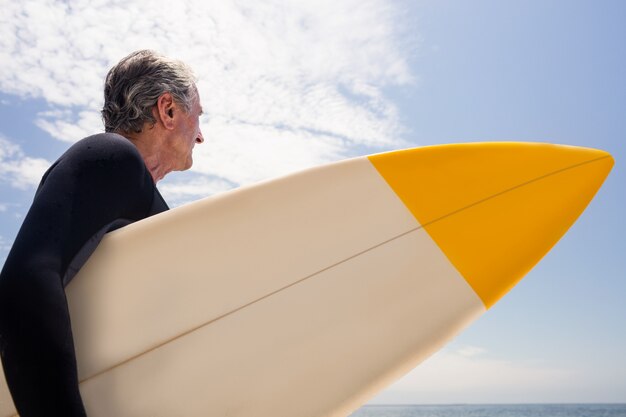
[{"x1": 0, "y1": 142, "x2": 613, "y2": 416}]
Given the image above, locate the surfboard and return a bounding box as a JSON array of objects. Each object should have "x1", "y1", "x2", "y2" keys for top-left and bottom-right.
[{"x1": 0, "y1": 142, "x2": 613, "y2": 417}]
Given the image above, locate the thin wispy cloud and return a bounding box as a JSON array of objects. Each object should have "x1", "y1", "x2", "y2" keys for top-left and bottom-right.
[
  {"x1": 0, "y1": 0, "x2": 416, "y2": 203},
  {"x1": 159, "y1": 176, "x2": 235, "y2": 206},
  {"x1": 0, "y1": 234, "x2": 10, "y2": 250},
  {"x1": 0, "y1": 234, "x2": 11, "y2": 264},
  {"x1": 457, "y1": 345, "x2": 487, "y2": 357},
  {"x1": 0, "y1": 136, "x2": 51, "y2": 190},
  {"x1": 370, "y1": 345, "x2": 576, "y2": 404}
]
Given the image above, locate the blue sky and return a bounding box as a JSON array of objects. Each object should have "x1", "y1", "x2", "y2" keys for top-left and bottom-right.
[{"x1": 1, "y1": 0, "x2": 624, "y2": 405}]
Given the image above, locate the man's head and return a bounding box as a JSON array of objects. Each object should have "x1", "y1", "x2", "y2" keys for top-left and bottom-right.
[
  {"x1": 101, "y1": 50, "x2": 198, "y2": 135},
  {"x1": 102, "y1": 50, "x2": 204, "y2": 175}
]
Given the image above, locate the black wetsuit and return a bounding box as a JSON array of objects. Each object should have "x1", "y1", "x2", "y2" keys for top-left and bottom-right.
[{"x1": 0, "y1": 133, "x2": 169, "y2": 416}]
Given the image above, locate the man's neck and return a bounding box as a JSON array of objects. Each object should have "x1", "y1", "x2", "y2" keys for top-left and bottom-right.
[{"x1": 120, "y1": 129, "x2": 176, "y2": 183}]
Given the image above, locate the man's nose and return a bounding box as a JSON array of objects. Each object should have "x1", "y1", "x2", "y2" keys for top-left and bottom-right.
[{"x1": 196, "y1": 129, "x2": 204, "y2": 144}]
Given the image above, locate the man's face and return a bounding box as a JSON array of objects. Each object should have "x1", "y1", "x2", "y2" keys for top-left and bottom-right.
[{"x1": 172, "y1": 94, "x2": 204, "y2": 171}]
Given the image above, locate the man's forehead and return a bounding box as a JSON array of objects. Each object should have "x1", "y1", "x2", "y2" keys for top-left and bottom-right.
[{"x1": 192, "y1": 94, "x2": 203, "y2": 114}]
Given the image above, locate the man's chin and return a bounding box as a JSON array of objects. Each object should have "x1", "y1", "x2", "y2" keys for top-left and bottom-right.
[
  {"x1": 175, "y1": 159, "x2": 193, "y2": 172},
  {"x1": 184, "y1": 156, "x2": 193, "y2": 171}
]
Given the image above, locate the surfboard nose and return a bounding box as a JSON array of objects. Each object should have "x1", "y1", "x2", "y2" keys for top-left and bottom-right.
[{"x1": 368, "y1": 142, "x2": 614, "y2": 308}]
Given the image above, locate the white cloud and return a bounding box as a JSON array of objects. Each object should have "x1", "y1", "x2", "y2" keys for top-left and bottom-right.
[
  {"x1": 159, "y1": 175, "x2": 234, "y2": 208},
  {"x1": 0, "y1": 0, "x2": 416, "y2": 202},
  {"x1": 0, "y1": 136, "x2": 51, "y2": 190},
  {"x1": 457, "y1": 345, "x2": 487, "y2": 357},
  {"x1": 0, "y1": 235, "x2": 12, "y2": 264},
  {"x1": 369, "y1": 346, "x2": 576, "y2": 404}
]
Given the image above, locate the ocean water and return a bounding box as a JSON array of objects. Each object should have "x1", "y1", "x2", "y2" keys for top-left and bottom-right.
[{"x1": 349, "y1": 404, "x2": 626, "y2": 417}]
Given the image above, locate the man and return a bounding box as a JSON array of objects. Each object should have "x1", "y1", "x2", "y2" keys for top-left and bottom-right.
[{"x1": 0, "y1": 50, "x2": 204, "y2": 416}]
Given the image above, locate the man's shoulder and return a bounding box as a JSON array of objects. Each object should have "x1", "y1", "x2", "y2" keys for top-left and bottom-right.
[
  {"x1": 59, "y1": 133, "x2": 144, "y2": 170},
  {"x1": 71, "y1": 132, "x2": 141, "y2": 158}
]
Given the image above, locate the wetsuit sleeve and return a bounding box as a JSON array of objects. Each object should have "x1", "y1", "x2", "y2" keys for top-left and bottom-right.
[{"x1": 0, "y1": 140, "x2": 154, "y2": 417}]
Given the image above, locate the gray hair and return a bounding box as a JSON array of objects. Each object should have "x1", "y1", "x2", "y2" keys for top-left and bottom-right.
[{"x1": 101, "y1": 50, "x2": 197, "y2": 134}]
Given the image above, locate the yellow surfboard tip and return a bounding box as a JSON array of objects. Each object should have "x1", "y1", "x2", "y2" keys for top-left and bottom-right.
[{"x1": 369, "y1": 142, "x2": 613, "y2": 309}]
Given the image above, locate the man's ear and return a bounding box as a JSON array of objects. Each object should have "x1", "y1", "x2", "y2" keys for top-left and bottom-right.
[{"x1": 156, "y1": 92, "x2": 175, "y2": 129}]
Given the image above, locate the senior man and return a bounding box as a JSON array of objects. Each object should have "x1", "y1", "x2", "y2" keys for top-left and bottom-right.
[{"x1": 0, "y1": 50, "x2": 204, "y2": 416}]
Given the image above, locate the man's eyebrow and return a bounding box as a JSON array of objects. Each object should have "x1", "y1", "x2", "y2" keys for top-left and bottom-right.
[{"x1": 200, "y1": 107, "x2": 204, "y2": 115}]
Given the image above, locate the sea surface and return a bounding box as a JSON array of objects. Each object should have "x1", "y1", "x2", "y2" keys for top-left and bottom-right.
[{"x1": 349, "y1": 404, "x2": 626, "y2": 417}]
